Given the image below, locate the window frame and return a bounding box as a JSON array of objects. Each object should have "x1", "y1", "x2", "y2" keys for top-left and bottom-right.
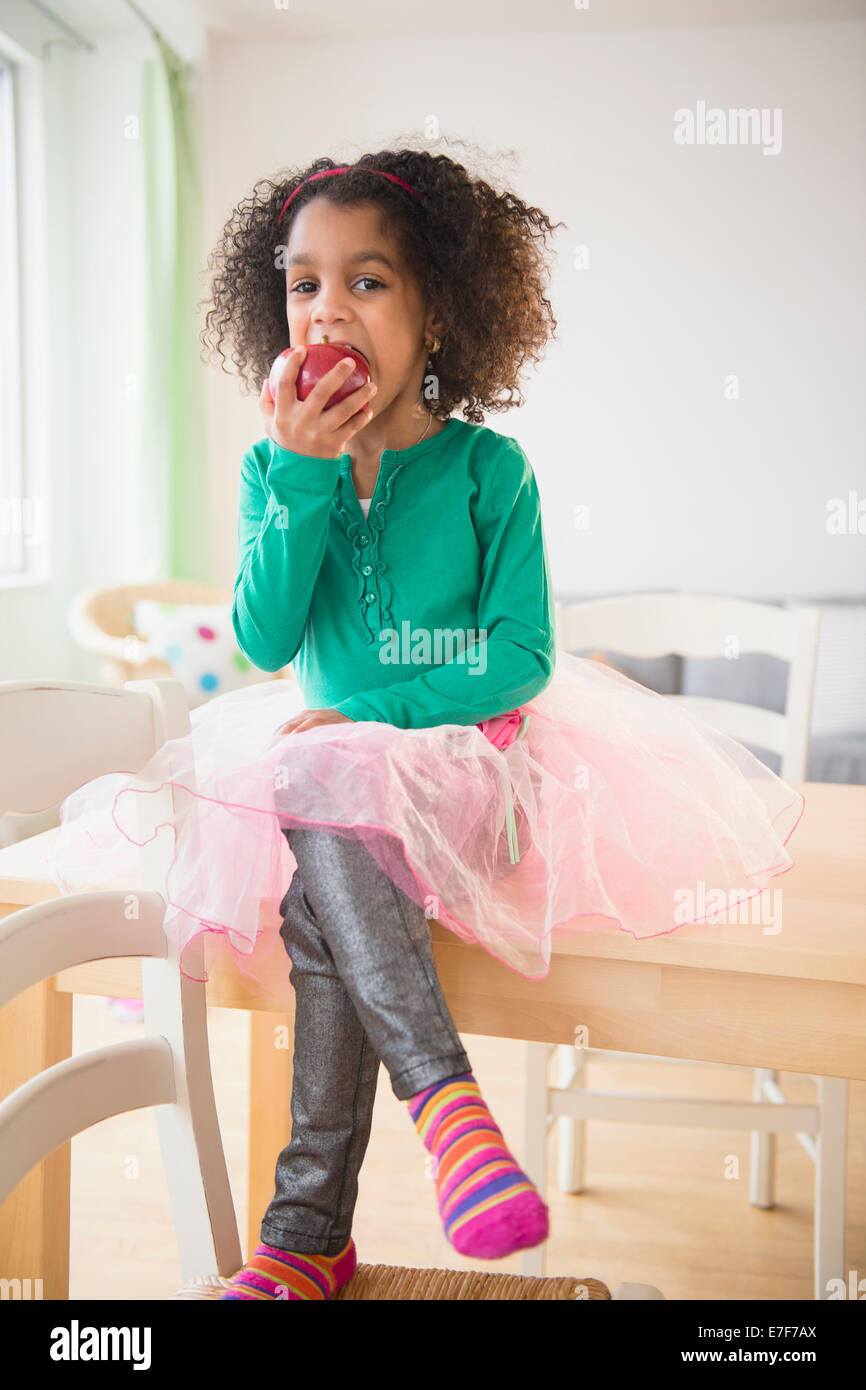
[
  {"x1": 0, "y1": 38, "x2": 51, "y2": 591},
  {"x1": 0, "y1": 54, "x2": 24, "y2": 577}
]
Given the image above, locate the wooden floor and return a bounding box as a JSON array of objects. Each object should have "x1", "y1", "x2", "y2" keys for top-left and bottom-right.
[{"x1": 68, "y1": 993, "x2": 865, "y2": 1301}]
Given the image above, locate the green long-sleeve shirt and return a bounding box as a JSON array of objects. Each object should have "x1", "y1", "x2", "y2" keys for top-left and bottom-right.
[{"x1": 231, "y1": 416, "x2": 556, "y2": 729}]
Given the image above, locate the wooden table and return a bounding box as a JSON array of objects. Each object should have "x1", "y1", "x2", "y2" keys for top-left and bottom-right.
[{"x1": 1, "y1": 782, "x2": 864, "y2": 1299}]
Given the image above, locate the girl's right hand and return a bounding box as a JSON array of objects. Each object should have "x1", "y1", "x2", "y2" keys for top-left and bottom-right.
[{"x1": 260, "y1": 346, "x2": 378, "y2": 459}]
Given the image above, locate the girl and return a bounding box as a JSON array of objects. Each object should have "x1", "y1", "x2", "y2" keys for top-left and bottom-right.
[{"x1": 50, "y1": 146, "x2": 804, "y2": 1301}]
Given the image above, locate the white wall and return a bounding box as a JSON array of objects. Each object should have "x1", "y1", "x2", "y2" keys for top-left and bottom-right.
[
  {"x1": 2, "y1": 12, "x2": 863, "y2": 688},
  {"x1": 205, "y1": 20, "x2": 866, "y2": 604}
]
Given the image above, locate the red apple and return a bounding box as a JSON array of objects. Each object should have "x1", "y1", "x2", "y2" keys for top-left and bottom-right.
[{"x1": 268, "y1": 336, "x2": 371, "y2": 409}]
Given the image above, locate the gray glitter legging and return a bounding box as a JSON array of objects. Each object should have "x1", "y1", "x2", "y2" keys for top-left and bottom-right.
[{"x1": 259, "y1": 825, "x2": 473, "y2": 1257}]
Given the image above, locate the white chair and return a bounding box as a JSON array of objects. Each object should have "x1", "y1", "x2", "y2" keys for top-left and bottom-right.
[
  {"x1": 520, "y1": 593, "x2": 846, "y2": 1301},
  {"x1": 0, "y1": 677, "x2": 244, "y2": 1292}
]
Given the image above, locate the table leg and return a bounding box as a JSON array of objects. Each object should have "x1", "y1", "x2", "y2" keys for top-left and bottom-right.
[
  {"x1": 0, "y1": 978, "x2": 73, "y2": 1300},
  {"x1": 247, "y1": 1004, "x2": 294, "y2": 1262}
]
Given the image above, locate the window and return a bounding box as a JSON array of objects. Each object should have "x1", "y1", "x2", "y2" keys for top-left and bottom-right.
[
  {"x1": 0, "y1": 53, "x2": 25, "y2": 577},
  {"x1": 0, "y1": 41, "x2": 47, "y2": 590}
]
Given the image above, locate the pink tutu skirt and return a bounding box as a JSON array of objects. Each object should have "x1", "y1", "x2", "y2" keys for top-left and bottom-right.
[{"x1": 47, "y1": 649, "x2": 805, "y2": 1000}]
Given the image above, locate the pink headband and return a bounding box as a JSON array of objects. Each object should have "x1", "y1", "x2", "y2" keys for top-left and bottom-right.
[{"x1": 276, "y1": 167, "x2": 421, "y2": 226}]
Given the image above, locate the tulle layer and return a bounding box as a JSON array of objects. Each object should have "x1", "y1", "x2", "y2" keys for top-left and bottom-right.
[{"x1": 47, "y1": 649, "x2": 805, "y2": 999}]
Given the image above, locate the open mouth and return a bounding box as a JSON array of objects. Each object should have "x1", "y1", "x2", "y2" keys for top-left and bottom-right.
[{"x1": 330, "y1": 341, "x2": 369, "y2": 366}]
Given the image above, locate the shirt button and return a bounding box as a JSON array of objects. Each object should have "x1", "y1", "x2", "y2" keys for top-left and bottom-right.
[
  {"x1": 362, "y1": 564, "x2": 373, "y2": 575},
  {"x1": 359, "y1": 535, "x2": 369, "y2": 545},
  {"x1": 365, "y1": 592, "x2": 376, "y2": 604}
]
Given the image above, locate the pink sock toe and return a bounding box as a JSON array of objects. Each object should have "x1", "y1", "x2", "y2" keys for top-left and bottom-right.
[{"x1": 451, "y1": 1191, "x2": 550, "y2": 1260}]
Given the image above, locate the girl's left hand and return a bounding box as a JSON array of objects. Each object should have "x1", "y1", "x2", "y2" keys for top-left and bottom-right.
[{"x1": 273, "y1": 709, "x2": 356, "y2": 737}]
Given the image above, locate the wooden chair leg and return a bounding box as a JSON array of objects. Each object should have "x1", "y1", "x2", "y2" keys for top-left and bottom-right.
[
  {"x1": 0, "y1": 975, "x2": 73, "y2": 1300},
  {"x1": 556, "y1": 1043, "x2": 588, "y2": 1194},
  {"x1": 520, "y1": 1040, "x2": 553, "y2": 1278},
  {"x1": 247, "y1": 1004, "x2": 294, "y2": 1262},
  {"x1": 749, "y1": 1068, "x2": 777, "y2": 1208},
  {"x1": 814, "y1": 1076, "x2": 847, "y2": 1300}
]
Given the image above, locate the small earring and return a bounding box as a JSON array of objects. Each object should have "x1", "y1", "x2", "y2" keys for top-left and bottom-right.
[{"x1": 422, "y1": 336, "x2": 441, "y2": 406}]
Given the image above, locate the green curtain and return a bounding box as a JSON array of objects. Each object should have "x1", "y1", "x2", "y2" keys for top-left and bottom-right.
[{"x1": 140, "y1": 34, "x2": 210, "y2": 582}]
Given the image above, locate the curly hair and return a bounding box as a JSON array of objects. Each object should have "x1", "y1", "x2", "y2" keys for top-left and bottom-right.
[{"x1": 198, "y1": 138, "x2": 565, "y2": 424}]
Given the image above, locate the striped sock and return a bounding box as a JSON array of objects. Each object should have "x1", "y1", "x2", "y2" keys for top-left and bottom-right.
[
  {"x1": 407, "y1": 1071, "x2": 549, "y2": 1259},
  {"x1": 220, "y1": 1237, "x2": 356, "y2": 1300}
]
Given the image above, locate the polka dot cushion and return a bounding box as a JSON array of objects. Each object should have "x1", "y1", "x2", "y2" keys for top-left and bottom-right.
[{"x1": 131, "y1": 601, "x2": 266, "y2": 708}]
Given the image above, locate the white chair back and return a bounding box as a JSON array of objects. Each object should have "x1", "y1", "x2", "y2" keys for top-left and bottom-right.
[
  {"x1": 554, "y1": 593, "x2": 822, "y2": 780},
  {"x1": 0, "y1": 677, "x2": 242, "y2": 1286}
]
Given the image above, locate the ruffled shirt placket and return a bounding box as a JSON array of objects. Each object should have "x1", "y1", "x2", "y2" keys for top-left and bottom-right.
[{"x1": 333, "y1": 462, "x2": 408, "y2": 646}]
